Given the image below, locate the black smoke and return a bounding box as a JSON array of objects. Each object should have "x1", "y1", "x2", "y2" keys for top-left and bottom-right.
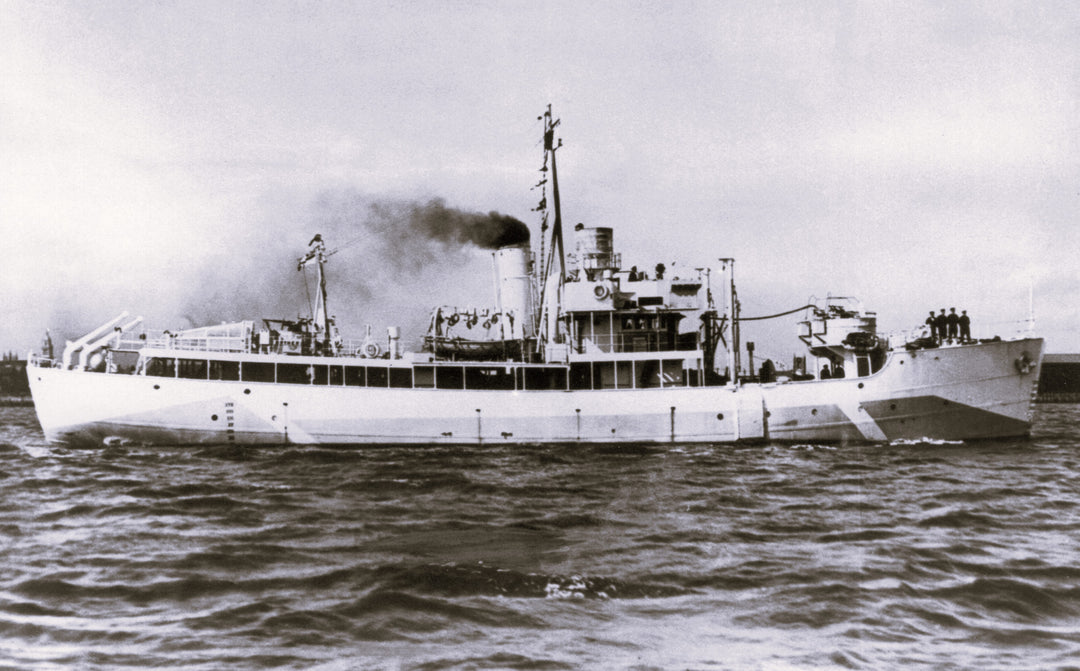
[
  {"x1": 372, "y1": 198, "x2": 530, "y2": 250},
  {"x1": 182, "y1": 193, "x2": 529, "y2": 335},
  {"x1": 38, "y1": 192, "x2": 532, "y2": 349}
]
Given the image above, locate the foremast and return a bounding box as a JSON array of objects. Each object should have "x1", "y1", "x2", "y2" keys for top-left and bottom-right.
[{"x1": 535, "y1": 105, "x2": 567, "y2": 357}]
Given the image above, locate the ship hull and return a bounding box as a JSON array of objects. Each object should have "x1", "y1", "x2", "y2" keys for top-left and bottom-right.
[{"x1": 28, "y1": 338, "x2": 1043, "y2": 447}]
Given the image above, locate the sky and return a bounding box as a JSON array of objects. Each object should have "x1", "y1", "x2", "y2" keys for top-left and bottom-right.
[{"x1": 2, "y1": 0, "x2": 1078, "y2": 364}]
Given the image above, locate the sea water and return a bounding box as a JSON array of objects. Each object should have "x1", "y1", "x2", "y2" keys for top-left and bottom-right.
[{"x1": 1, "y1": 404, "x2": 1079, "y2": 670}]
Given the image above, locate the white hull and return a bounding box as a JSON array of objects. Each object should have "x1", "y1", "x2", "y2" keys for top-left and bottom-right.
[{"x1": 28, "y1": 338, "x2": 1043, "y2": 447}]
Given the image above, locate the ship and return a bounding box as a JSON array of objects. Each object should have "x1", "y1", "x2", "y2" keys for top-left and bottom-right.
[{"x1": 27, "y1": 107, "x2": 1044, "y2": 447}]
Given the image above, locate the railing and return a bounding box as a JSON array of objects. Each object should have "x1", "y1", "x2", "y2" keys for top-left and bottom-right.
[
  {"x1": 575, "y1": 332, "x2": 699, "y2": 354},
  {"x1": 114, "y1": 327, "x2": 426, "y2": 359},
  {"x1": 884, "y1": 318, "x2": 1038, "y2": 350}
]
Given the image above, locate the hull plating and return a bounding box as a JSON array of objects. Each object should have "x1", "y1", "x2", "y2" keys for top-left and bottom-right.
[{"x1": 28, "y1": 339, "x2": 1043, "y2": 447}]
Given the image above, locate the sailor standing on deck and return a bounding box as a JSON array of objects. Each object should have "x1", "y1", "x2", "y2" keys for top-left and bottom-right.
[
  {"x1": 934, "y1": 309, "x2": 948, "y2": 343},
  {"x1": 925, "y1": 311, "x2": 938, "y2": 341},
  {"x1": 947, "y1": 308, "x2": 960, "y2": 342},
  {"x1": 959, "y1": 310, "x2": 972, "y2": 342}
]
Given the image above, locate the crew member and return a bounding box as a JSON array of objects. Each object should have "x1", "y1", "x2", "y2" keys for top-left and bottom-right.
[
  {"x1": 959, "y1": 310, "x2": 972, "y2": 342},
  {"x1": 925, "y1": 311, "x2": 938, "y2": 341},
  {"x1": 947, "y1": 307, "x2": 959, "y2": 341},
  {"x1": 934, "y1": 309, "x2": 948, "y2": 343}
]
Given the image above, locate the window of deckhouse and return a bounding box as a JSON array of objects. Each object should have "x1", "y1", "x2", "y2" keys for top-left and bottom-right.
[
  {"x1": 209, "y1": 360, "x2": 239, "y2": 381},
  {"x1": 344, "y1": 366, "x2": 366, "y2": 386},
  {"x1": 241, "y1": 361, "x2": 274, "y2": 383},
  {"x1": 177, "y1": 359, "x2": 208, "y2": 380},
  {"x1": 145, "y1": 357, "x2": 176, "y2": 378},
  {"x1": 389, "y1": 368, "x2": 412, "y2": 388},
  {"x1": 367, "y1": 367, "x2": 389, "y2": 388}
]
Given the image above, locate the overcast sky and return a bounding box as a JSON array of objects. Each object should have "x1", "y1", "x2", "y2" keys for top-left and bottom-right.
[{"x1": 2, "y1": 0, "x2": 1078, "y2": 362}]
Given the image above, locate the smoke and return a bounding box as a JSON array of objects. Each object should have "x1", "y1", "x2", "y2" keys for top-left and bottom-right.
[
  {"x1": 369, "y1": 198, "x2": 530, "y2": 250},
  {"x1": 30, "y1": 192, "x2": 533, "y2": 350},
  {"x1": 178, "y1": 193, "x2": 530, "y2": 341}
]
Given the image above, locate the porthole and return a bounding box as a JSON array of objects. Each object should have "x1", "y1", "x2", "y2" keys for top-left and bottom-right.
[
  {"x1": 211, "y1": 414, "x2": 218, "y2": 421},
  {"x1": 811, "y1": 408, "x2": 818, "y2": 416},
  {"x1": 244, "y1": 388, "x2": 251, "y2": 395},
  {"x1": 890, "y1": 404, "x2": 897, "y2": 411},
  {"x1": 858, "y1": 383, "x2": 864, "y2": 389},
  {"x1": 153, "y1": 384, "x2": 160, "y2": 390},
  {"x1": 716, "y1": 413, "x2": 724, "y2": 421}
]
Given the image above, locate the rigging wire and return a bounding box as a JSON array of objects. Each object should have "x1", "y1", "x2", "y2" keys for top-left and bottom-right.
[
  {"x1": 302, "y1": 266, "x2": 314, "y2": 319},
  {"x1": 736, "y1": 304, "x2": 817, "y2": 322}
]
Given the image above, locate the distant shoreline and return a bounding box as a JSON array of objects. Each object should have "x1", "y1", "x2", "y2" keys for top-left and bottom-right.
[{"x1": 0, "y1": 396, "x2": 32, "y2": 407}]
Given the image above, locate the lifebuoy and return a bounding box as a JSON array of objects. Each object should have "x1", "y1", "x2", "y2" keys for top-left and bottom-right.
[
  {"x1": 363, "y1": 342, "x2": 382, "y2": 358},
  {"x1": 593, "y1": 284, "x2": 610, "y2": 299}
]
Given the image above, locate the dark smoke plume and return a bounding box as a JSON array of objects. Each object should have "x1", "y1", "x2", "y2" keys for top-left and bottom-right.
[
  {"x1": 362, "y1": 198, "x2": 530, "y2": 254},
  {"x1": 181, "y1": 193, "x2": 530, "y2": 336},
  {"x1": 37, "y1": 192, "x2": 533, "y2": 349},
  {"x1": 378, "y1": 199, "x2": 530, "y2": 249}
]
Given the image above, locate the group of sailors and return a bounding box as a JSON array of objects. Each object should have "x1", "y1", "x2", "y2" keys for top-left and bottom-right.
[{"x1": 925, "y1": 307, "x2": 972, "y2": 343}]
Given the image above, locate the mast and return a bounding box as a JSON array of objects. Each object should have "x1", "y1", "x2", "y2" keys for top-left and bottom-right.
[
  {"x1": 298, "y1": 234, "x2": 332, "y2": 352},
  {"x1": 720, "y1": 258, "x2": 739, "y2": 385},
  {"x1": 536, "y1": 105, "x2": 565, "y2": 352}
]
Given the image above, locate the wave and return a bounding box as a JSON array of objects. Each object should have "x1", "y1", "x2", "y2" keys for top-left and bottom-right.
[
  {"x1": 928, "y1": 577, "x2": 1080, "y2": 620},
  {"x1": 917, "y1": 509, "x2": 999, "y2": 528},
  {"x1": 374, "y1": 562, "x2": 692, "y2": 600}
]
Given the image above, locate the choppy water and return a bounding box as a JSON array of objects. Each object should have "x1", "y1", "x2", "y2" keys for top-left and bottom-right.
[{"x1": 2, "y1": 404, "x2": 1080, "y2": 670}]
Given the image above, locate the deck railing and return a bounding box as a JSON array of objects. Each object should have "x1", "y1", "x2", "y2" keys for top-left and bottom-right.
[{"x1": 113, "y1": 327, "x2": 424, "y2": 359}]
